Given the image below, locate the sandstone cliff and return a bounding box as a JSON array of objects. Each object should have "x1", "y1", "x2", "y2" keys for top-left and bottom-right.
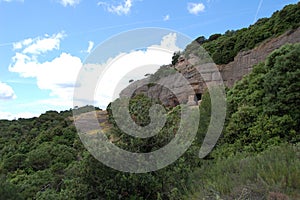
[
  {"x1": 120, "y1": 27, "x2": 300, "y2": 107},
  {"x1": 220, "y1": 27, "x2": 300, "y2": 87}
]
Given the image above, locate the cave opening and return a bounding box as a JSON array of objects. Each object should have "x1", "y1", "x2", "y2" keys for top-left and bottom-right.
[{"x1": 196, "y1": 93, "x2": 202, "y2": 101}]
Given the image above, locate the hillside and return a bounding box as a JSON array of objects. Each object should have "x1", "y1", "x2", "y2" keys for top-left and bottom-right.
[
  {"x1": 0, "y1": 3, "x2": 299, "y2": 200},
  {"x1": 184, "y1": 42, "x2": 300, "y2": 199},
  {"x1": 1, "y1": 43, "x2": 299, "y2": 200},
  {"x1": 121, "y1": 3, "x2": 300, "y2": 107},
  {"x1": 200, "y1": 2, "x2": 300, "y2": 65}
]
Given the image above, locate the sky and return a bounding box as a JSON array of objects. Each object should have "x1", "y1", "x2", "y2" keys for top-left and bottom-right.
[{"x1": 0, "y1": 0, "x2": 298, "y2": 120}]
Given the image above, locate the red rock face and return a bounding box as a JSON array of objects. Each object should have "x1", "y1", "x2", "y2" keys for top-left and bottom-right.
[
  {"x1": 220, "y1": 27, "x2": 300, "y2": 87},
  {"x1": 120, "y1": 28, "x2": 300, "y2": 107}
]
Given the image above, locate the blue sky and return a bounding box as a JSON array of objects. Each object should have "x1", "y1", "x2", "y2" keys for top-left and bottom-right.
[{"x1": 0, "y1": 0, "x2": 298, "y2": 119}]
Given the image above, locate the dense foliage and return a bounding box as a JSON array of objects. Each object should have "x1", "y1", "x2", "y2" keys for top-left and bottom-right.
[
  {"x1": 0, "y1": 4, "x2": 299, "y2": 199},
  {"x1": 0, "y1": 97, "x2": 205, "y2": 199},
  {"x1": 105, "y1": 94, "x2": 203, "y2": 198},
  {"x1": 181, "y1": 43, "x2": 300, "y2": 199},
  {"x1": 215, "y1": 43, "x2": 300, "y2": 156},
  {"x1": 192, "y1": 3, "x2": 300, "y2": 65},
  {"x1": 1, "y1": 43, "x2": 299, "y2": 199},
  {"x1": 0, "y1": 109, "x2": 82, "y2": 199}
]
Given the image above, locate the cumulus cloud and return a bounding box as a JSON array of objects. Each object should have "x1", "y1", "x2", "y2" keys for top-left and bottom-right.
[
  {"x1": 13, "y1": 32, "x2": 65, "y2": 54},
  {"x1": 0, "y1": 81, "x2": 16, "y2": 100},
  {"x1": 58, "y1": 0, "x2": 80, "y2": 7},
  {"x1": 75, "y1": 33, "x2": 182, "y2": 109},
  {"x1": 151, "y1": 33, "x2": 181, "y2": 52},
  {"x1": 98, "y1": 0, "x2": 133, "y2": 15},
  {"x1": 13, "y1": 38, "x2": 33, "y2": 50},
  {"x1": 93, "y1": 50, "x2": 174, "y2": 108},
  {"x1": 9, "y1": 31, "x2": 182, "y2": 113},
  {"x1": 9, "y1": 32, "x2": 82, "y2": 107},
  {"x1": 9, "y1": 53, "x2": 36, "y2": 77},
  {"x1": 163, "y1": 14, "x2": 170, "y2": 21},
  {"x1": 5, "y1": 32, "x2": 86, "y2": 119},
  {"x1": 35, "y1": 53, "x2": 82, "y2": 99},
  {"x1": 187, "y1": 2, "x2": 205, "y2": 15},
  {"x1": 23, "y1": 32, "x2": 65, "y2": 55},
  {"x1": 9, "y1": 52, "x2": 82, "y2": 101}
]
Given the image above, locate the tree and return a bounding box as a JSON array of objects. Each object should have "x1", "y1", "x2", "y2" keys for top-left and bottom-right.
[{"x1": 171, "y1": 51, "x2": 181, "y2": 65}]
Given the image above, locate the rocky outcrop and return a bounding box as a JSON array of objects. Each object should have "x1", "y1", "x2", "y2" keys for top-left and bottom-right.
[
  {"x1": 120, "y1": 28, "x2": 300, "y2": 107},
  {"x1": 119, "y1": 70, "x2": 197, "y2": 107},
  {"x1": 220, "y1": 27, "x2": 300, "y2": 87}
]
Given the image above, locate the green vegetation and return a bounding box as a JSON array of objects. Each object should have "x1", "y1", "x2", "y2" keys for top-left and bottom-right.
[
  {"x1": 194, "y1": 3, "x2": 300, "y2": 64},
  {"x1": 182, "y1": 43, "x2": 300, "y2": 199},
  {"x1": 185, "y1": 144, "x2": 300, "y2": 199},
  {"x1": 0, "y1": 98, "x2": 202, "y2": 199},
  {"x1": 0, "y1": 4, "x2": 299, "y2": 199},
  {"x1": 171, "y1": 51, "x2": 181, "y2": 65},
  {"x1": 105, "y1": 95, "x2": 202, "y2": 198},
  {"x1": 215, "y1": 43, "x2": 300, "y2": 157},
  {"x1": 1, "y1": 43, "x2": 298, "y2": 199}
]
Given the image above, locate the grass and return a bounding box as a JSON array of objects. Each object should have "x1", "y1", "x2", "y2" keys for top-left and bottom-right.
[{"x1": 184, "y1": 143, "x2": 300, "y2": 199}]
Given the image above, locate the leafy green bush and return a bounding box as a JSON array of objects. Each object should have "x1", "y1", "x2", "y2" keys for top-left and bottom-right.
[{"x1": 216, "y1": 43, "x2": 300, "y2": 156}]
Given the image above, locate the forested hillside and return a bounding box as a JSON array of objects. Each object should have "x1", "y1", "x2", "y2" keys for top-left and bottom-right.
[
  {"x1": 1, "y1": 43, "x2": 299, "y2": 200},
  {"x1": 185, "y1": 43, "x2": 300, "y2": 199},
  {"x1": 198, "y1": 3, "x2": 300, "y2": 65},
  {"x1": 0, "y1": 3, "x2": 299, "y2": 200}
]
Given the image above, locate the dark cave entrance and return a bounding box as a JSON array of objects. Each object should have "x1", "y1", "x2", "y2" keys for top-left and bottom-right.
[{"x1": 196, "y1": 93, "x2": 202, "y2": 101}]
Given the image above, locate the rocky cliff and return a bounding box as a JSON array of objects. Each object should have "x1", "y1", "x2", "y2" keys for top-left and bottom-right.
[
  {"x1": 220, "y1": 27, "x2": 300, "y2": 87},
  {"x1": 120, "y1": 27, "x2": 300, "y2": 107}
]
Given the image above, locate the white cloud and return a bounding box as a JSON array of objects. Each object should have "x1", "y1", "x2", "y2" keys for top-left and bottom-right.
[
  {"x1": 94, "y1": 50, "x2": 174, "y2": 108},
  {"x1": 151, "y1": 33, "x2": 181, "y2": 52},
  {"x1": 35, "y1": 53, "x2": 82, "y2": 100},
  {"x1": 98, "y1": 0, "x2": 133, "y2": 15},
  {"x1": 86, "y1": 41, "x2": 94, "y2": 54},
  {"x1": 9, "y1": 53, "x2": 36, "y2": 77},
  {"x1": 58, "y1": 0, "x2": 80, "y2": 7},
  {"x1": 9, "y1": 32, "x2": 182, "y2": 115},
  {"x1": 9, "y1": 32, "x2": 82, "y2": 108},
  {"x1": 22, "y1": 32, "x2": 65, "y2": 55},
  {"x1": 10, "y1": 32, "x2": 66, "y2": 77},
  {"x1": 13, "y1": 32, "x2": 65, "y2": 54},
  {"x1": 75, "y1": 33, "x2": 182, "y2": 109},
  {"x1": 0, "y1": 81, "x2": 16, "y2": 100},
  {"x1": 9, "y1": 52, "x2": 82, "y2": 101},
  {"x1": 187, "y1": 2, "x2": 205, "y2": 15},
  {"x1": 163, "y1": 14, "x2": 170, "y2": 21},
  {"x1": 13, "y1": 38, "x2": 33, "y2": 50},
  {"x1": 6, "y1": 32, "x2": 85, "y2": 119}
]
